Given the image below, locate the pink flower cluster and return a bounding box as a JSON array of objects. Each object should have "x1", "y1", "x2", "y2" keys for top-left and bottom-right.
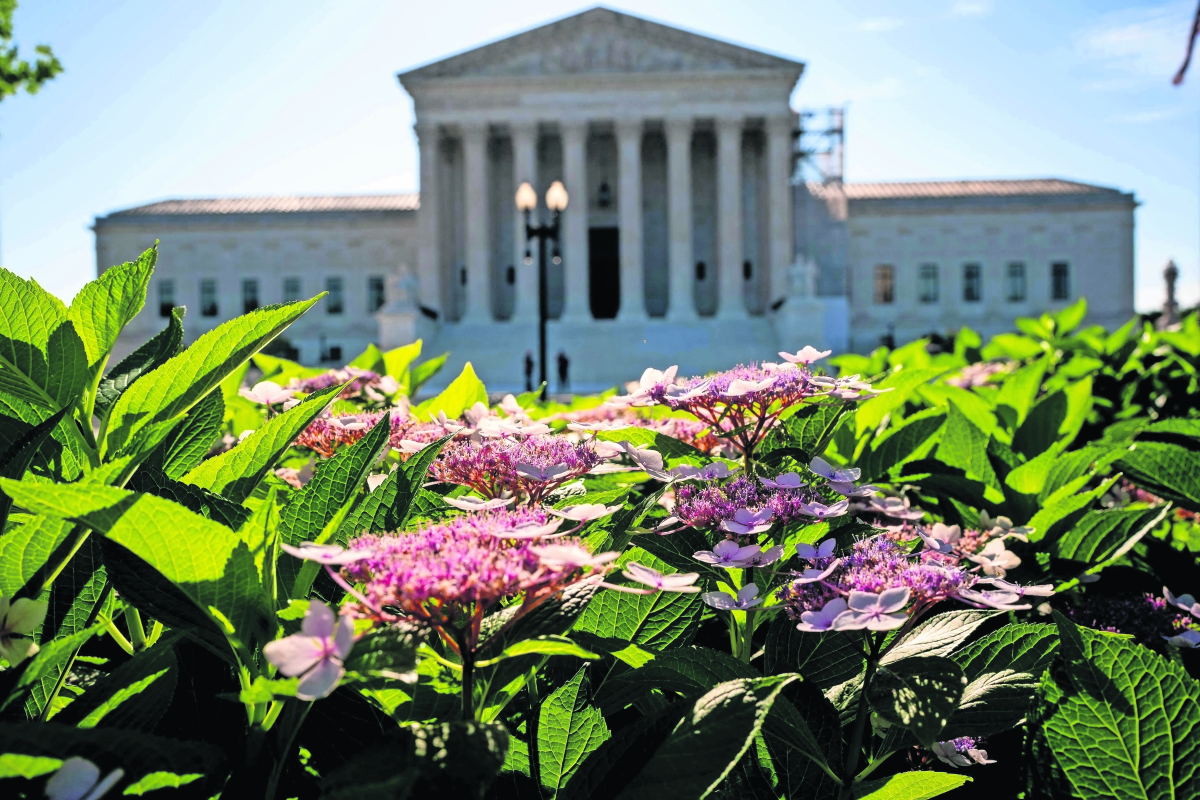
[
  {"x1": 610, "y1": 352, "x2": 881, "y2": 459},
  {"x1": 290, "y1": 367, "x2": 399, "y2": 401},
  {"x1": 430, "y1": 434, "x2": 604, "y2": 505}
]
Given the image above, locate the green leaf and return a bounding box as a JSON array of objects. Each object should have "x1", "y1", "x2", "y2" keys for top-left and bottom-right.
[
  {"x1": 182, "y1": 384, "x2": 341, "y2": 502},
  {"x1": 0, "y1": 268, "x2": 89, "y2": 409},
  {"x1": 318, "y1": 721, "x2": 508, "y2": 799},
  {"x1": 763, "y1": 615, "x2": 864, "y2": 691},
  {"x1": 763, "y1": 402, "x2": 851, "y2": 462},
  {"x1": 68, "y1": 247, "x2": 156, "y2": 368},
  {"x1": 1117, "y1": 440, "x2": 1200, "y2": 513},
  {"x1": 856, "y1": 367, "x2": 947, "y2": 437},
  {"x1": 934, "y1": 400, "x2": 1003, "y2": 504},
  {"x1": 573, "y1": 550, "x2": 702, "y2": 650},
  {"x1": 409, "y1": 352, "x2": 449, "y2": 396},
  {"x1": 615, "y1": 675, "x2": 798, "y2": 800},
  {"x1": 0, "y1": 515, "x2": 73, "y2": 597},
  {"x1": 945, "y1": 623, "x2": 1058, "y2": 737},
  {"x1": 343, "y1": 626, "x2": 419, "y2": 684},
  {"x1": 858, "y1": 408, "x2": 945, "y2": 484},
  {"x1": 1026, "y1": 474, "x2": 1119, "y2": 543},
  {"x1": 280, "y1": 412, "x2": 391, "y2": 547},
  {"x1": 1053, "y1": 296, "x2": 1088, "y2": 334},
  {"x1": 0, "y1": 392, "x2": 87, "y2": 481},
  {"x1": 102, "y1": 297, "x2": 319, "y2": 458},
  {"x1": 596, "y1": 646, "x2": 757, "y2": 715},
  {"x1": 348, "y1": 342, "x2": 386, "y2": 373},
  {"x1": 139, "y1": 388, "x2": 223, "y2": 479},
  {"x1": 250, "y1": 352, "x2": 326, "y2": 383},
  {"x1": 55, "y1": 640, "x2": 176, "y2": 731},
  {"x1": 25, "y1": 534, "x2": 108, "y2": 717},
  {"x1": 341, "y1": 434, "x2": 452, "y2": 534},
  {"x1": 1033, "y1": 613, "x2": 1200, "y2": 798},
  {"x1": 125, "y1": 467, "x2": 250, "y2": 529},
  {"x1": 918, "y1": 384, "x2": 997, "y2": 437},
  {"x1": 539, "y1": 666, "x2": 611, "y2": 796},
  {"x1": 122, "y1": 772, "x2": 204, "y2": 794},
  {"x1": 880, "y1": 610, "x2": 1002, "y2": 665},
  {"x1": 1012, "y1": 378, "x2": 1093, "y2": 459},
  {"x1": 852, "y1": 771, "x2": 971, "y2": 799},
  {"x1": 489, "y1": 635, "x2": 598, "y2": 665},
  {"x1": 0, "y1": 480, "x2": 273, "y2": 652},
  {"x1": 1054, "y1": 506, "x2": 1167, "y2": 565},
  {"x1": 994, "y1": 357, "x2": 1048, "y2": 428},
  {"x1": 0, "y1": 406, "x2": 69, "y2": 526},
  {"x1": 412, "y1": 361, "x2": 487, "y2": 420},
  {"x1": 94, "y1": 307, "x2": 185, "y2": 418},
  {"x1": 866, "y1": 656, "x2": 967, "y2": 744},
  {"x1": 0, "y1": 753, "x2": 62, "y2": 779},
  {"x1": 0, "y1": 723, "x2": 226, "y2": 796},
  {"x1": 384, "y1": 340, "x2": 423, "y2": 383},
  {"x1": 2, "y1": 624, "x2": 99, "y2": 711}
]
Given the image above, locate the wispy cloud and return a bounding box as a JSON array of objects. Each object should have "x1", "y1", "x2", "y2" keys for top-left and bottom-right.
[
  {"x1": 949, "y1": 1, "x2": 992, "y2": 17},
  {"x1": 1109, "y1": 106, "x2": 1186, "y2": 124},
  {"x1": 860, "y1": 17, "x2": 904, "y2": 33},
  {"x1": 1076, "y1": 2, "x2": 1194, "y2": 86}
]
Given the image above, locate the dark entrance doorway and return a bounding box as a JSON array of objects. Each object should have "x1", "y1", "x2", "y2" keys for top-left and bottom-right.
[{"x1": 588, "y1": 227, "x2": 620, "y2": 319}]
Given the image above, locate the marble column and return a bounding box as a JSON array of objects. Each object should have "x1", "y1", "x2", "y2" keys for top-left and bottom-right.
[
  {"x1": 561, "y1": 121, "x2": 590, "y2": 321},
  {"x1": 665, "y1": 118, "x2": 696, "y2": 321},
  {"x1": 415, "y1": 122, "x2": 441, "y2": 315},
  {"x1": 766, "y1": 116, "x2": 793, "y2": 306},
  {"x1": 461, "y1": 123, "x2": 491, "y2": 322},
  {"x1": 616, "y1": 119, "x2": 646, "y2": 321},
  {"x1": 716, "y1": 116, "x2": 746, "y2": 320},
  {"x1": 511, "y1": 122, "x2": 539, "y2": 323}
]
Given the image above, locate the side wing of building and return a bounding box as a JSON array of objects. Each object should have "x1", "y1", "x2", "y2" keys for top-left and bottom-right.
[{"x1": 93, "y1": 196, "x2": 419, "y2": 365}]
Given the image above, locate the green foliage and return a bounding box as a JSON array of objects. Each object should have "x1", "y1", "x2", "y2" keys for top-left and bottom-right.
[
  {"x1": 1031, "y1": 613, "x2": 1200, "y2": 798},
  {"x1": 0, "y1": 0, "x2": 63, "y2": 102},
  {"x1": 1, "y1": 252, "x2": 1197, "y2": 799}
]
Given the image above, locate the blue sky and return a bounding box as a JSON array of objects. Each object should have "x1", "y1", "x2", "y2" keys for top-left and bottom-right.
[{"x1": 1, "y1": 0, "x2": 1197, "y2": 311}]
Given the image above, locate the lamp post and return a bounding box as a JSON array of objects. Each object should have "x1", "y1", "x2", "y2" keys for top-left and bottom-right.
[{"x1": 515, "y1": 180, "x2": 569, "y2": 400}]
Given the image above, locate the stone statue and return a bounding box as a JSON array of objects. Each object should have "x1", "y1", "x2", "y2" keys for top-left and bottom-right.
[
  {"x1": 1159, "y1": 260, "x2": 1180, "y2": 330},
  {"x1": 787, "y1": 256, "x2": 819, "y2": 299}
]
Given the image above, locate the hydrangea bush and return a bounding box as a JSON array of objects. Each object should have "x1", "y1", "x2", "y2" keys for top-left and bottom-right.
[{"x1": 0, "y1": 247, "x2": 1196, "y2": 799}]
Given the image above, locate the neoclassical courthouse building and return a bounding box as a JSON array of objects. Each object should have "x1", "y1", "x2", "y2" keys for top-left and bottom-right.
[{"x1": 95, "y1": 8, "x2": 1137, "y2": 392}]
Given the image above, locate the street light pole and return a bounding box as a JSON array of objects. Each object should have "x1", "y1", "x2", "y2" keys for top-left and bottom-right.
[{"x1": 516, "y1": 180, "x2": 568, "y2": 401}]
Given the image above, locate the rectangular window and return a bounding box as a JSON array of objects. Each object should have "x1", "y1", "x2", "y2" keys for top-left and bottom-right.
[
  {"x1": 158, "y1": 280, "x2": 175, "y2": 318},
  {"x1": 1052, "y1": 262, "x2": 1070, "y2": 300},
  {"x1": 283, "y1": 277, "x2": 302, "y2": 303},
  {"x1": 326, "y1": 277, "x2": 344, "y2": 315},
  {"x1": 1006, "y1": 262, "x2": 1026, "y2": 302},
  {"x1": 873, "y1": 265, "x2": 894, "y2": 304},
  {"x1": 368, "y1": 276, "x2": 386, "y2": 312},
  {"x1": 919, "y1": 264, "x2": 939, "y2": 303},
  {"x1": 242, "y1": 278, "x2": 259, "y2": 313},
  {"x1": 963, "y1": 263, "x2": 982, "y2": 302},
  {"x1": 200, "y1": 278, "x2": 218, "y2": 317}
]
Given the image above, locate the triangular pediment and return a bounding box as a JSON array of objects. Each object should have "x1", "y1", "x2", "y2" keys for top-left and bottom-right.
[{"x1": 400, "y1": 7, "x2": 802, "y2": 81}]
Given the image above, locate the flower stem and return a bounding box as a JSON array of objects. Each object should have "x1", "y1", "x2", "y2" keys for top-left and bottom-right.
[
  {"x1": 457, "y1": 629, "x2": 475, "y2": 721},
  {"x1": 840, "y1": 632, "x2": 881, "y2": 799}
]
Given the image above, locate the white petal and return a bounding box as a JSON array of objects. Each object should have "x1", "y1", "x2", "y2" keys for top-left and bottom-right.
[
  {"x1": 45, "y1": 757, "x2": 100, "y2": 800},
  {"x1": 296, "y1": 658, "x2": 345, "y2": 700},
  {"x1": 5, "y1": 597, "x2": 47, "y2": 635},
  {"x1": 302, "y1": 602, "x2": 337, "y2": 639},
  {"x1": 263, "y1": 635, "x2": 325, "y2": 677}
]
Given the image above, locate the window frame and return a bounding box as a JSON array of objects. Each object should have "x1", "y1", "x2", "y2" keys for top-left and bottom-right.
[
  {"x1": 1051, "y1": 262, "x2": 1070, "y2": 301},
  {"x1": 1005, "y1": 262, "x2": 1027, "y2": 303},
  {"x1": 199, "y1": 278, "x2": 219, "y2": 318},
  {"x1": 873, "y1": 264, "x2": 895, "y2": 305},
  {"x1": 242, "y1": 278, "x2": 260, "y2": 313},
  {"x1": 368, "y1": 275, "x2": 386, "y2": 312},
  {"x1": 918, "y1": 263, "x2": 939, "y2": 304},
  {"x1": 326, "y1": 276, "x2": 345, "y2": 315},
  {"x1": 283, "y1": 276, "x2": 302, "y2": 304},
  {"x1": 962, "y1": 263, "x2": 982, "y2": 303},
  {"x1": 158, "y1": 279, "x2": 175, "y2": 318}
]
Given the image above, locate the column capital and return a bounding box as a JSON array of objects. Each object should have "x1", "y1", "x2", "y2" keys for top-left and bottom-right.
[
  {"x1": 615, "y1": 118, "x2": 643, "y2": 140},
  {"x1": 460, "y1": 121, "x2": 489, "y2": 141},
  {"x1": 715, "y1": 115, "x2": 745, "y2": 136},
  {"x1": 664, "y1": 116, "x2": 694, "y2": 138},
  {"x1": 765, "y1": 115, "x2": 793, "y2": 137},
  {"x1": 509, "y1": 120, "x2": 538, "y2": 138},
  {"x1": 559, "y1": 119, "x2": 588, "y2": 140}
]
